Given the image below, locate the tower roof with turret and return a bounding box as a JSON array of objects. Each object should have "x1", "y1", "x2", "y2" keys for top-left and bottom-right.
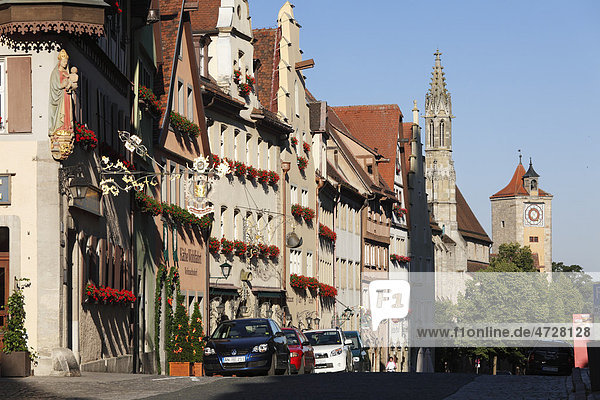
[{"x1": 490, "y1": 160, "x2": 551, "y2": 199}]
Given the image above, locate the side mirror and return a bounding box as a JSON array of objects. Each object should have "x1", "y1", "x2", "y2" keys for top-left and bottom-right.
[
  {"x1": 275, "y1": 331, "x2": 284, "y2": 337},
  {"x1": 302, "y1": 340, "x2": 310, "y2": 346},
  {"x1": 345, "y1": 339, "x2": 352, "y2": 345}
]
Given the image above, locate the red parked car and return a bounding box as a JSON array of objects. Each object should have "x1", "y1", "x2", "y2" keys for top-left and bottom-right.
[{"x1": 282, "y1": 327, "x2": 315, "y2": 374}]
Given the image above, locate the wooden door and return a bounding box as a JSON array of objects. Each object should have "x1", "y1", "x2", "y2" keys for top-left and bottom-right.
[{"x1": 0, "y1": 252, "x2": 8, "y2": 351}]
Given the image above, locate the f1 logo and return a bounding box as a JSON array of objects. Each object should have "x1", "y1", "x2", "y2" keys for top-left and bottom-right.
[{"x1": 369, "y1": 280, "x2": 410, "y2": 330}]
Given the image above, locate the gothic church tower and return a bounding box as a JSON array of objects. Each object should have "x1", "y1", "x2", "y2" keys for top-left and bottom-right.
[{"x1": 424, "y1": 50, "x2": 457, "y2": 236}]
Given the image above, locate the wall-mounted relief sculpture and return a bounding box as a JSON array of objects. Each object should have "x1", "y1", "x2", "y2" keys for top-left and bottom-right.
[{"x1": 49, "y1": 49, "x2": 78, "y2": 160}]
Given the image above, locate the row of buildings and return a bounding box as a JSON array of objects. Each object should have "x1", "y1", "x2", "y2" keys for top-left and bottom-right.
[{"x1": 0, "y1": 0, "x2": 552, "y2": 375}]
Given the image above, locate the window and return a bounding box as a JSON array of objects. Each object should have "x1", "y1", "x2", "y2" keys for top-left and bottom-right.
[
  {"x1": 220, "y1": 124, "x2": 226, "y2": 158},
  {"x1": 246, "y1": 134, "x2": 251, "y2": 164},
  {"x1": 290, "y1": 250, "x2": 302, "y2": 275},
  {"x1": 501, "y1": 221, "x2": 505, "y2": 228},
  {"x1": 187, "y1": 85, "x2": 193, "y2": 121},
  {"x1": 301, "y1": 189, "x2": 308, "y2": 207},
  {"x1": 306, "y1": 252, "x2": 313, "y2": 277},
  {"x1": 234, "y1": 130, "x2": 240, "y2": 161},
  {"x1": 294, "y1": 80, "x2": 300, "y2": 117},
  {"x1": 220, "y1": 206, "x2": 227, "y2": 237},
  {"x1": 0, "y1": 60, "x2": 5, "y2": 133},
  {"x1": 440, "y1": 120, "x2": 444, "y2": 146},
  {"x1": 234, "y1": 209, "x2": 240, "y2": 240},
  {"x1": 429, "y1": 121, "x2": 434, "y2": 146},
  {"x1": 179, "y1": 167, "x2": 185, "y2": 207},
  {"x1": 290, "y1": 185, "x2": 298, "y2": 205},
  {"x1": 267, "y1": 142, "x2": 272, "y2": 170},
  {"x1": 529, "y1": 236, "x2": 539, "y2": 243},
  {"x1": 257, "y1": 138, "x2": 263, "y2": 169},
  {"x1": 170, "y1": 163, "x2": 177, "y2": 204},
  {"x1": 367, "y1": 165, "x2": 373, "y2": 175},
  {"x1": 177, "y1": 80, "x2": 184, "y2": 114}
]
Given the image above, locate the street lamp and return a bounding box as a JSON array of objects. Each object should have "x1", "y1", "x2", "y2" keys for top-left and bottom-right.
[
  {"x1": 306, "y1": 315, "x2": 312, "y2": 328},
  {"x1": 314, "y1": 316, "x2": 320, "y2": 328},
  {"x1": 220, "y1": 262, "x2": 232, "y2": 279}
]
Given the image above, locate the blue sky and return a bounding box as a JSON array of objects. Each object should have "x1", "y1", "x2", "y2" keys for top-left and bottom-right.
[{"x1": 249, "y1": 0, "x2": 600, "y2": 271}]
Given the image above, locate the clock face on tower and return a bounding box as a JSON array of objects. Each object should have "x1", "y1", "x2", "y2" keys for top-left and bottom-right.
[{"x1": 524, "y1": 203, "x2": 544, "y2": 227}]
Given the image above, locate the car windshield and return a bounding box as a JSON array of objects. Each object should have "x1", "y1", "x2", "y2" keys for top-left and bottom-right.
[
  {"x1": 305, "y1": 331, "x2": 342, "y2": 346},
  {"x1": 344, "y1": 332, "x2": 360, "y2": 350},
  {"x1": 212, "y1": 320, "x2": 272, "y2": 339},
  {"x1": 284, "y1": 330, "x2": 300, "y2": 345}
]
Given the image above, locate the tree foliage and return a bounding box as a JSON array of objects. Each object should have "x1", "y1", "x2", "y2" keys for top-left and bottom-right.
[
  {"x1": 489, "y1": 243, "x2": 535, "y2": 272},
  {"x1": 189, "y1": 302, "x2": 205, "y2": 363},
  {"x1": 169, "y1": 291, "x2": 193, "y2": 362}
]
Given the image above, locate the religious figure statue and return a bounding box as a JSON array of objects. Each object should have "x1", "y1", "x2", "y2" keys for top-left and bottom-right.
[{"x1": 49, "y1": 49, "x2": 79, "y2": 160}]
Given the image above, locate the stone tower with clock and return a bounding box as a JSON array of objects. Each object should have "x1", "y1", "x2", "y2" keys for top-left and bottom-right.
[{"x1": 490, "y1": 157, "x2": 553, "y2": 271}]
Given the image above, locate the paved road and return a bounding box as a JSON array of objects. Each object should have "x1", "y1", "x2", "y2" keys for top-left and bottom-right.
[{"x1": 0, "y1": 372, "x2": 569, "y2": 400}]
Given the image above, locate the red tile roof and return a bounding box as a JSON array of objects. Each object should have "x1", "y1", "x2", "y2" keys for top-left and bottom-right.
[
  {"x1": 456, "y1": 186, "x2": 492, "y2": 244},
  {"x1": 189, "y1": 0, "x2": 221, "y2": 32},
  {"x1": 253, "y1": 28, "x2": 280, "y2": 113},
  {"x1": 490, "y1": 162, "x2": 551, "y2": 199},
  {"x1": 332, "y1": 105, "x2": 403, "y2": 191}
]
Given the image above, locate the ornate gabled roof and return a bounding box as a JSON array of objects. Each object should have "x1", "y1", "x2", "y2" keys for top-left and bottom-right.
[
  {"x1": 490, "y1": 161, "x2": 551, "y2": 199},
  {"x1": 425, "y1": 49, "x2": 452, "y2": 115}
]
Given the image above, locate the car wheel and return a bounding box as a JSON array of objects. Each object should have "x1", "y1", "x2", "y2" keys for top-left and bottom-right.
[
  {"x1": 267, "y1": 354, "x2": 277, "y2": 376},
  {"x1": 276, "y1": 360, "x2": 290, "y2": 375},
  {"x1": 298, "y1": 357, "x2": 305, "y2": 374}
]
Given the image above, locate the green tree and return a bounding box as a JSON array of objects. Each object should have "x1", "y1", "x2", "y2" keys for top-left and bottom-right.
[
  {"x1": 169, "y1": 291, "x2": 192, "y2": 362},
  {"x1": 552, "y1": 262, "x2": 583, "y2": 273},
  {"x1": 3, "y1": 278, "x2": 30, "y2": 354},
  {"x1": 489, "y1": 243, "x2": 535, "y2": 272},
  {"x1": 189, "y1": 302, "x2": 205, "y2": 363}
]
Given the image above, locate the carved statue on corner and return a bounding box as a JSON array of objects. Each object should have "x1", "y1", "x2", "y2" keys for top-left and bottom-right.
[{"x1": 49, "y1": 49, "x2": 79, "y2": 160}]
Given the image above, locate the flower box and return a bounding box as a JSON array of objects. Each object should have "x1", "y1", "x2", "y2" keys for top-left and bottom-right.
[
  {"x1": 169, "y1": 362, "x2": 191, "y2": 376},
  {"x1": 208, "y1": 237, "x2": 220, "y2": 254},
  {"x1": 302, "y1": 207, "x2": 315, "y2": 223},
  {"x1": 318, "y1": 283, "x2": 337, "y2": 298},
  {"x1": 297, "y1": 156, "x2": 308, "y2": 171},
  {"x1": 318, "y1": 223, "x2": 337, "y2": 244},
  {"x1": 221, "y1": 238, "x2": 234, "y2": 254},
  {"x1": 268, "y1": 171, "x2": 280, "y2": 185},
  {"x1": 138, "y1": 86, "x2": 162, "y2": 117},
  {"x1": 303, "y1": 142, "x2": 311, "y2": 153},
  {"x1": 233, "y1": 161, "x2": 247, "y2": 177},
  {"x1": 170, "y1": 111, "x2": 200, "y2": 138},
  {"x1": 267, "y1": 245, "x2": 280, "y2": 259},
  {"x1": 238, "y1": 82, "x2": 251, "y2": 97},
  {"x1": 306, "y1": 277, "x2": 320, "y2": 292},
  {"x1": 291, "y1": 204, "x2": 304, "y2": 219},
  {"x1": 257, "y1": 169, "x2": 269, "y2": 184},
  {"x1": 290, "y1": 137, "x2": 298, "y2": 147},
  {"x1": 233, "y1": 69, "x2": 241, "y2": 84},
  {"x1": 233, "y1": 240, "x2": 247, "y2": 257},
  {"x1": 74, "y1": 122, "x2": 98, "y2": 150},
  {"x1": 192, "y1": 362, "x2": 204, "y2": 376},
  {"x1": 290, "y1": 274, "x2": 308, "y2": 290},
  {"x1": 0, "y1": 351, "x2": 31, "y2": 377},
  {"x1": 390, "y1": 254, "x2": 411, "y2": 263},
  {"x1": 246, "y1": 166, "x2": 258, "y2": 180}
]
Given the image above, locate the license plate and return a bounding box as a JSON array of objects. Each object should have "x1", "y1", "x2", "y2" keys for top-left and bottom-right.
[
  {"x1": 315, "y1": 364, "x2": 328, "y2": 369},
  {"x1": 542, "y1": 366, "x2": 558, "y2": 372},
  {"x1": 223, "y1": 356, "x2": 246, "y2": 363}
]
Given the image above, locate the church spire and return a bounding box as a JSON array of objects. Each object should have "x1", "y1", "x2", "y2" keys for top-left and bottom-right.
[{"x1": 425, "y1": 49, "x2": 451, "y2": 116}]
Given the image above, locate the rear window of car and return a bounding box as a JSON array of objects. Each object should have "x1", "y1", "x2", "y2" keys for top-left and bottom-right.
[
  {"x1": 212, "y1": 320, "x2": 272, "y2": 339},
  {"x1": 284, "y1": 330, "x2": 300, "y2": 345},
  {"x1": 305, "y1": 331, "x2": 342, "y2": 346}
]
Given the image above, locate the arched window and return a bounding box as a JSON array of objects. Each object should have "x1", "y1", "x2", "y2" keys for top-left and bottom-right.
[
  {"x1": 429, "y1": 121, "x2": 435, "y2": 147},
  {"x1": 440, "y1": 120, "x2": 445, "y2": 146}
]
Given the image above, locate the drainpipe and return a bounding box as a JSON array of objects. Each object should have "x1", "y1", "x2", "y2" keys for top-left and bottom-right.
[{"x1": 281, "y1": 161, "x2": 291, "y2": 292}]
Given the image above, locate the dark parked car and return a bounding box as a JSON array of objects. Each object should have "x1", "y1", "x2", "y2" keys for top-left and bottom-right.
[
  {"x1": 203, "y1": 318, "x2": 290, "y2": 376},
  {"x1": 343, "y1": 330, "x2": 370, "y2": 372},
  {"x1": 282, "y1": 327, "x2": 315, "y2": 374},
  {"x1": 526, "y1": 342, "x2": 574, "y2": 376}
]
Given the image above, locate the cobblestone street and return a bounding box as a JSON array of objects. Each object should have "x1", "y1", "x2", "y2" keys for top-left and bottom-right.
[{"x1": 0, "y1": 372, "x2": 570, "y2": 400}]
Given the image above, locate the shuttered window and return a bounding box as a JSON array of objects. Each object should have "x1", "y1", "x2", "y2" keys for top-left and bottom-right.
[{"x1": 7, "y1": 57, "x2": 32, "y2": 133}]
